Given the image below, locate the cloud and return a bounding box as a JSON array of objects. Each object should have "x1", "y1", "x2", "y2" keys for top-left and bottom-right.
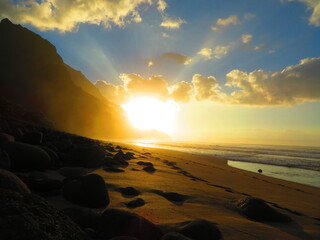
[
  {"x1": 241, "y1": 34, "x2": 253, "y2": 43},
  {"x1": 192, "y1": 74, "x2": 225, "y2": 101},
  {"x1": 197, "y1": 48, "x2": 213, "y2": 60},
  {"x1": 225, "y1": 58, "x2": 320, "y2": 105},
  {"x1": 157, "y1": 0, "x2": 167, "y2": 12},
  {"x1": 213, "y1": 45, "x2": 231, "y2": 59},
  {"x1": 95, "y1": 74, "x2": 193, "y2": 103},
  {"x1": 96, "y1": 58, "x2": 320, "y2": 106},
  {"x1": 160, "y1": 16, "x2": 186, "y2": 29},
  {"x1": 148, "y1": 52, "x2": 192, "y2": 66},
  {"x1": 161, "y1": 32, "x2": 170, "y2": 38},
  {"x1": 0, "y1": 0, "x2": 152, "y2": 32},
  {"x1": 212, "y1": 15, "x2": 240, "y2": 31},
  {"x1": 288, "y1": 0, "x2": 320, "y2": 26},
  {"x1": 169, "y1": 81, "x2": 193, "y2": 102}
]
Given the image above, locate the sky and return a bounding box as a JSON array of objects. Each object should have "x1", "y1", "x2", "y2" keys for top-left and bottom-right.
[{"x1": 1, "y1": 0, "x2": 320, "y2": 145}]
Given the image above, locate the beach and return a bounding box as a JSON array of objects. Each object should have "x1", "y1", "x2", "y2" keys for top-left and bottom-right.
[{"x1": 88, "y1": 143, "x2": 320, "y2": 239}]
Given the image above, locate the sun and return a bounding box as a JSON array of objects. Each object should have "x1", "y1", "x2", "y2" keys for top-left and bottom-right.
[{"x1": 122, "y1": 97, "x2": 178, "y2": 135}]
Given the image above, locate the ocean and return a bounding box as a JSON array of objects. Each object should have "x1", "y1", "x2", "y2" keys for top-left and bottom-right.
[{"x1": 132, "y1": 141, "x2": 320, "y2": 188}]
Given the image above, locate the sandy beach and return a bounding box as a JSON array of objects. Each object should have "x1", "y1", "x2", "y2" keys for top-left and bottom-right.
[{"x1": 76, "y1": 143, "x2": 320, "y2": 239}]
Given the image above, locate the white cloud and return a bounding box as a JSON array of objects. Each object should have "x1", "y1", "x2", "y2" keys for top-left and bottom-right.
[
  {"x1": 213, "y1": 45, "x2": 230, "y2": 59},
  {"x1": 212, "y1": 15, "x2": 240, "y2": 31},
  {"x1": 157, "y1": 0, "x2": 167, "y2": 12},
  {"x1": 149, "y1": 52, "x2": 192, "y2": 66},
  {"x1": 97, "y1": 58, "x2": 320, "y2": 106},
  {"x1": 0, "y1": 0, "x2": 152, "y2": 32},
  {"x1": 161, "y1": 32, "x2": 170, "y2": 38},
  {"x1": 216, "y1": 15, "x2": 240, "y2": 26},
  {"x1": 225, "y1": 58, "x2": 320, "y2": 105},
  {"x1": 288, "y1": 0, "x2": 320, "y2": 26},
  {"x1": 197, "y1": 48, "x2": 213, "y2": 60},
  {"x1": 241, "y1": 34, "x2": 253, "y2": 43},
  {"x1": 192, "y1": 74, "x2": 225, "y2": 101},
  {"x1": 160, "y1": 16, "x2": 186, "y2": 29}
]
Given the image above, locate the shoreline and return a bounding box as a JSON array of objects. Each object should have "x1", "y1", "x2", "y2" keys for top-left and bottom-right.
[
  {"x1": 124, "y1": 141, "x2": 320, "y2": 188},
  {"x1": 105, "y1": 142, "x2": 320, "y2": 238}
]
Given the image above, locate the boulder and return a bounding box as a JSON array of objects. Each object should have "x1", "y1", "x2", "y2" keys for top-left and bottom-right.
[
  {"x1": 0, "y1": 169, "x2": 30, "y2": 193},
  {"x1": 0, "y1": 132, "x2": 14, "y2": 142},
  {"x1": 62, "y1": 207, "x2": 101, "y2": 230},
  {"x1": 234, "y1": 197, "x2": 291, "y2": 222},
  {"x1": 98, "y1": 208, "x2": 163, "y2": 240},
  {"x1": 161, "y1": 232, "x2": 192, "y2": 240},
  {"x1": 51, "y1": 139, "x2": 74, "y2": 153},
  {"x1": 0, "y1": 189, "x2": 88, "y2": 240},
  {"x1": 119, "y1": 187, "x2": 141, "y2": 196},
  {"x1": 179, "y1": 219, "x2": 222, "y2": 240},
  {"x1": 125, "y1": 198, "x2": 145, "y2": 209},
  {"x1": 67, "y1": 145, "x2": 105, "y2": 168},
  {"x1": 21, "y1": 131, "x2": 44, "y2": 145},
  {"x1": 0, "y1": 141, "x2": 52, "y2": 170},
  {"x1": 62, "y1": 173, "x2": 109, "y2": 208},
  {"x1": 38, "y1": 145, "x2": 59, "y2": 163},
  {"x1": 0, "y1": 149, "x2": 10, "y2": 170},
  {"x1": 109, "y1": 237, "x2": 139, "y2": 240},
  {"x1": 143, "y1": 165, "x2": 156, "y2": 173},
  {"x1": 137, "y1": 161, "x2": 153, "y2": 167},
  {"x1": 59, "y1": 166, "x2": 88, "y2": 178}
]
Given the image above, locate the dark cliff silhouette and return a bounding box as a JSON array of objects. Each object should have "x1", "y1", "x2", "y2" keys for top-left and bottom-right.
[{"x1": 0, "y1": 18, "x2": 133, "y2": 139}]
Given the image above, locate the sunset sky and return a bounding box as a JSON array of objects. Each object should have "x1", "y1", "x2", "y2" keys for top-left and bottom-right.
[{"x1": 1, "y1": 0, "x2": 320, "y2": 145}]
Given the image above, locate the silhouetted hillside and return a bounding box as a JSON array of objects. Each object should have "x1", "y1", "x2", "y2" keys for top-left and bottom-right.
[{"x1": 0, "y1": 18, "x2": 132, "y2": 139}]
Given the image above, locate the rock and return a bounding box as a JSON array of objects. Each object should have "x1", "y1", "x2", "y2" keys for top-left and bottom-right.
[
  {"x1": 125, "y1": 198, "x2": 145, "y2": 209},
  {"x1": 161, "y1": 232, "x2": 192, "y2": 240},
  {"x1": 59, "y1": 166, "x2": 88, "y2": 178},
  {"x1": 98, "y1": 208, "x2": 163, "y2": 240},
  {"x1": 0, "y1": 169, "x2": 30, "y2": 193},
  {"x1": 103, "y1": 166, "x2": 125, "y2": 173},
  {"x1": 38, "y1": 145, "x2": 59, "y2": 163},
  {"x1": 234, "y1": 197, "x2": 291, "y2": 222},
  {"x1": 21, "y1": 131, "x2": 44, "y2": 145},
  {"x1": 29, "y1": 170, "x2": 48, "y2": 180},
  {"x1": 162, "y1": 192, "x2": 186, "y2": 202},
  {"x1": 62, "y1": 207, "x2": 101, "y2": 230},
  {"x1": 67, "y1": 145, "x2": 105, "y2": 168},
  {"x1": 258, "y1": 169, "x2": 262, "y2": 173},
  {"x1": 84, "y1": 228, "x2": 98, "y2": 238},
  {"x1": 0, "y1": 141, "x2": 52, "y2": 170},
  {"x1": 119, "y1": 187, "x2": 141, "y2": 196},
  {"x1": 137, "y1": 161, "x2": 153, "y2": 167},
  {"x1": 113, "y1": 150, "x2": 130, "y2": 162},
  {"x1": 0, "y1": 132, "x2": 14, "y2": 142},
  {"x1": 62, "y1": 173, "x2": 109, "y2": 208},
  {"x1": 179, "y1": 219, "x2": 222, "y2": 240},
  {"x1": 0, "y1": 149, "x2": 10, "y2": 170},
  {"x1": 0, "y1": 189, "x2": 88, "y2": 240},
  {"x1": 51, "y1": 139, "x2": 74, "y2": 153},
  {"x1": 143, "y1": 165, "x2": 156, "y2": 173},
  {"x1": 109, "y1": 237, "x2": 139, "y2": 240},
  {"x1": 29, "y1": 178, "x2": 63, "y2": 193}
]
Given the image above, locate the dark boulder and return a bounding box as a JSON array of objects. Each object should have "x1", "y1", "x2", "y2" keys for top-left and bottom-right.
[
  {"x1": 119, "y1": 187, "x2": 141, "y2": 197},
  {"x1": 67, "y1": 145, "x2": 105, "y2": 168},
  {"x1": 62, "y1": 173, "x2": 109, "y2": 208},
  {"x1": 21, "y1": 131, "x2": 44, "y2": 145},
  {"x1": 51, "y1": 139, "x2": 74, "y2": 153},
  {"x1": 59, "y1": 166, "x2": 88, "y2": 178},
  {"x1": 109, "y1": 237, "x2": 139, "y2": 240},
  {"x1": 0, "y1": 189, "x2": 88, "y2": 240},
  {"x1": 137, "y1": 161, "x2": 153, "y2": 167},
  {"x1": 0, "y1": 132, "x2": 14, "y2": 142},
  {"x1": 38, "y1": 145, "x2": 59, "y2": 163},
  {"x1": 98, "y1": 208, "x2": 163, "y2": 240},
  {"x1": 179, "y1": 219, "x2": 222, "y2": 240},
  {"x1": 0, "y1": 169, "x2": 30, "y2": 193},
  {"x1": 161, "y1": 232, "x2": 192, "y2": 240},
  {"x1": 125, "y1": 198, "x2": 145, "y2": 209},
  {"x1": 0, "y1": 149, "x2": 10, "y2": 170},
  {"x1": 0, "y1": 141, "x2": 52, "y2": 170},
  {"x1": 234, "y1": 197, "x2": 291, "y2": 222},
  {"x1": 62, "y1": 207, "x2": 101, "y2": 230},
  {"x1": 143, "y1": 165, "x2": 156, "y2": 173}
]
